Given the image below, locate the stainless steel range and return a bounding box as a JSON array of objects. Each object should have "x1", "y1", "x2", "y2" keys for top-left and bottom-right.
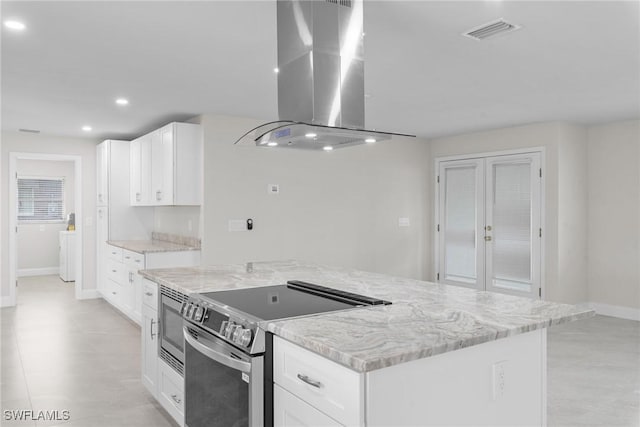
[{"x1": 181, "y1": 280, "x2": 391, "y2": 427}]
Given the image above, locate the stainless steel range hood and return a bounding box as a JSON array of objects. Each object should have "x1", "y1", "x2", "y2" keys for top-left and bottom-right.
[{"x1": 235, "y1": 0, "x2": 414, "y2": 151}]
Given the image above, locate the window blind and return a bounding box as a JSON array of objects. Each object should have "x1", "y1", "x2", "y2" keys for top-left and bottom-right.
[{"x1": 17, "y1": 177, "x2": 65, "y2": 222}]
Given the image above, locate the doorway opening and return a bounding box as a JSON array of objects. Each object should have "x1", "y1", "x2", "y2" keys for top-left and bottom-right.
[{"x1": 7, "y1": 152, "x2": 83, "y2": 306}]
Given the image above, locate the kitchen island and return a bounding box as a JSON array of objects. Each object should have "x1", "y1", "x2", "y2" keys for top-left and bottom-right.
[{"x1": 141, "y1": 260, "x2": 593, "y2": 426}]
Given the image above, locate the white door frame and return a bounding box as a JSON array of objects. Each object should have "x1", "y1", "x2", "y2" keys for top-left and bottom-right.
[
  {"x1": 7, "y1": 152, "x2": 83, "y2": 306},
  {"x1": 434, "y1": 147, "x2": 546, "y2": 299}
]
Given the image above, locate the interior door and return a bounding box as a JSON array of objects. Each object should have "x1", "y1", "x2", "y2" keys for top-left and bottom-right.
[{"x1": 437, "y1": 152, "x2": 542, "y2": 299}]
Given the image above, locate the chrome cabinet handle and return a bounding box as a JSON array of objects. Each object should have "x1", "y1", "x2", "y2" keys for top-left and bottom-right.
[
  {"x1": 145, "y1": 292, "x2": 153, "y2": 296},
  {"x1": 170, "y1": 394, "x2": 181, "y2": 404},
  {"x1": 156, "y1": 190, "x2": 162, "y2": 201},
  {"x1": 150, "y1": 319, "x2": 156, "y2": 339},
  {"x1": 111, "y1": 269, "x2": 117, "y2": 273},
  {"x1": 112, "y1": 291, "x2": 117, "y2": 295},
  {"x1": 135, "y1": 192, "x2": 141, "y2": 202},
  {"x1": 485, "y1": 236, "x2": 492, "y2": 241},
  {"x1": 297, "y1": 374, "x2": 322, "y2": 389},
  {"x1": 125, "y1": 255, "x2": 131, "y2": 260}
]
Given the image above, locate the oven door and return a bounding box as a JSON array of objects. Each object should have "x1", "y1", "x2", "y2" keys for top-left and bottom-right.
[
  {"x1": 183, "y1": 325, "x2": 264, "y2": 427},
  {"x1": 160, "y1": 294, "x2": 185, "y2": 365}
]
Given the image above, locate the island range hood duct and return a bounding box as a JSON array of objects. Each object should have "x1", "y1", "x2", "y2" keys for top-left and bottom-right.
[{"x1": 235, "y1": 0, "x2": 414, "y2": 151}]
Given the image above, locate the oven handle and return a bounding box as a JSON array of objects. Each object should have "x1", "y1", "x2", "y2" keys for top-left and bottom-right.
[{"x1": 183, "y1": 327, "x2": 251, "y2": 374}]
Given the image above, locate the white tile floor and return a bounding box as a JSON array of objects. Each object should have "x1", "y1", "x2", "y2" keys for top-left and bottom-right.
[{"x1": 2, "y1": 275, "x2": 639, "y2": 426}]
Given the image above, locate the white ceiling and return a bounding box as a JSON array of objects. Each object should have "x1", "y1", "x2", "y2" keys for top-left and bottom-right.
[{"x1": 2, "y1": 1, "x2": 639, "y2": 141}]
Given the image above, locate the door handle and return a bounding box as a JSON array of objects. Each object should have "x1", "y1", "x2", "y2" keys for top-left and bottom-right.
[
  {"x1": 150, "y1": 318, "x2": 156, "y2": 339},
  {"x1": 485, "y1": 236, "x2": 492, "y2": 241},
  {"x1": 170, "y1": 394, "x2": 181, "y2": 404}
]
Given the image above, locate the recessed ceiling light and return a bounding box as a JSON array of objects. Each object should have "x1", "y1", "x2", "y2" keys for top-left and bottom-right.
[
  {"x1": 323, "y1": 146, "x2": 333, "y2": 151},
  {"x1": 4, "y1": 20, "x2": 26, "y2": 31},
  {"x1": 267, "y1": 142, "x2": 278, "y2": 147},
  {"x1": 82, "y1": 126, "x2": 92, "y2": 132},
  {"x1": 273, "y1": 67, "x2": 280, "y2": 73},
  {"x1": 365, "y1": 138, "x2": 376, "y2": 143},
  {"x1": 305, "y1": 133, "x2": 317, "y2": 138},
  {"x1": 115, "y1": 98, "x2": 129, "y2": 105}
]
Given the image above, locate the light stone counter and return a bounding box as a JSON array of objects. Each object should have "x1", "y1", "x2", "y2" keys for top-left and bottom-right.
[
  {"x1": 139, "y1": 260, "x2": 594, "y2": 372},
  {"x1": 107, "y1": 239, "x2": 199, "y2": 254}
]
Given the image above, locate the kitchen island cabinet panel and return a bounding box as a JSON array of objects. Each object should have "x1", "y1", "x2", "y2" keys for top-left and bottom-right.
[{"x1": 274, "y1": 384, "x2": 343, "y2": 427}]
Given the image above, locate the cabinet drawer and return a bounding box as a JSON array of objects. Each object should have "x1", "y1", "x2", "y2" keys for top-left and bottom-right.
[
  {"x1": 123, "y1": 249, "x2": 145, "y2": 269},
  {"x1": 158, "y1": 360, "x2": 184, "y2": 425},
  {"x1": 142, "y1": 279, "x2": 158, "y2": 310},
  {"x1": 103, "y1": 279, "x2": 124, "y2": 307},
  {"x1": 106, "y1": 245, "x2": 123, "y2": 262},
  {"x1": 275, "y1": 384, "x2": 343, "y2": 427},
  {"x1": 273, "y1": 336, "x2": 363, "y2": 426},
  {"x1": 106, "y1": 259, "x2": 126, "y2": 283}
]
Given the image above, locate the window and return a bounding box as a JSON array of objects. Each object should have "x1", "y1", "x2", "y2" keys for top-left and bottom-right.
[{"x1": 17, "y1": 177, "x2": 65, "y2": 222}]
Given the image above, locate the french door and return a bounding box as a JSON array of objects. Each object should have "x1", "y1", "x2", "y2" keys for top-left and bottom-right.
[{"x1": 436, "y1": 152, "x2": 542, "y2": 299}]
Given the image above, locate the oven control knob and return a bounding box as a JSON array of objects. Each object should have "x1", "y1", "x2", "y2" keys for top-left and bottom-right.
[
  {"x1": 224, "y1": 322, "x2": 236, "y2": 339},
  {"x1": 237, "y1": 328, "x2": 253, "y2": 347},
  {"x1": 180, "y1": 302, "x2": 188, "y2": 315},
  {"x1": 186, "y1": 304, "x2": 195, "y2": 319},
  {"x1": 193, "y1": 306, "x2": 204, "y2": 322}
]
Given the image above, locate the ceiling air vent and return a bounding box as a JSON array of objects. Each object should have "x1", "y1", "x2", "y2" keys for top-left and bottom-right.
[
  {"x1": 18, "y1": 128, "x2": 40, "y2": 133},
  {"x1": 463, "y1": 19, "x2": 521, "y2": 40}
]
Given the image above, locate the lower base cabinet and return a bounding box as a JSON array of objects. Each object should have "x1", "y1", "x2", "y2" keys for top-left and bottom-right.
[
  {"x1": 141, "y1": 303, "x2": 158, "y2": 398},
  {"x1": 275, "y1": 384, "x2": 343, "y2": 427},
  {"x1": 157, "y1": 359, "x2": 185, "y2": 427}
]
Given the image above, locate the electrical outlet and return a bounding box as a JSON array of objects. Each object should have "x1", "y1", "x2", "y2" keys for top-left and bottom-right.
[
  {"x1": 492, "y1": 361, "x2": 507, "y2": 401},
  {"x1": 268, "y1": 184, "x2": 279, "y2": 195}
]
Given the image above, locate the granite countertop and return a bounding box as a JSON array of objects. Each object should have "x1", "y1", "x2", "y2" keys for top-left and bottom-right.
[
  {"x1": 108, "y1": 232, "x2": 201, "y2": 254},
  {"x1": 140, "y1": 260, "x2": 594, "y2": 372},
  {"x1": 107, "y1": 240, "x2": 200, "y2": 254}
]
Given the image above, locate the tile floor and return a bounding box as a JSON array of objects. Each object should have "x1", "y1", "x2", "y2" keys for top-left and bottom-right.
[
  {"x1": 1, "y1": 275, "x2": 177, "y2": 427},
  {"x1": 2, "y1": 275, "x2": 639, "y2": 426}
]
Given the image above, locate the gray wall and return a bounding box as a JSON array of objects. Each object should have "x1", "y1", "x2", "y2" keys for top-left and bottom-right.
[
  {"x1": 587, "y1": 120, "x2": 640, "y2": 310},
  {"x1": 16, "y1": 159, "x2": 75, "y2": 272},
  {"x1": 197, "y1": 114, "x2": 431, "y2": 280}
]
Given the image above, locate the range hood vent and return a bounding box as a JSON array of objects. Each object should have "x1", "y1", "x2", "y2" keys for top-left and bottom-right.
[
  {"x1": 235, "y1": 0, "x2": 413, "y2": 151},
  {"x1": 463, "y1": 19, "x2": 521, "y2": 41}
]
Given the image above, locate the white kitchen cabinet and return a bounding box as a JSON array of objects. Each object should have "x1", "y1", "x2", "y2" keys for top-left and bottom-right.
[
  {"x1": 273, "y1": 336, "x2": 364, "y2": 426},
  {"x1": 100, "y1": 243, "x2": 200, "y2": 325},
  {"x1": 141, "y1": 284, "x2": 159, "y2": 398},
  {"x1": 130, "y1": 122, "x2": 202, "y2": 206},
  {"x1": 96, "y1": 206, "x2": 109, "y2": 294},
  {"x1": 275, "y1": 331, "x2": 545, "y2": 427},
  {"x1": 130, "y1": 134, "x2": 152, "y2": 206},
  {"x1": 275, "y1": 384, "x2": 343, "y2": 427},
  {"x1": 96, "y1": 141, "x2": 109, "y2": 206},
  {"x1": 158, "y1": 359, "x2": 184, "y2": 427},
  {"x1": 59, "y1": 231, "x2": 76, "y2": 282}
]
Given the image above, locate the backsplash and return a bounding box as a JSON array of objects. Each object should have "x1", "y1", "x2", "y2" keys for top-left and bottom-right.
[{"x1": 152, "y1": 232, "x2": 201, "y2": 249}]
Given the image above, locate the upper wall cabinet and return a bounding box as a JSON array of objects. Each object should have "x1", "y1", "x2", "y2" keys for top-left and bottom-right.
[
  {"x1": 96, "y1": 141, "x2": 109, "y2": 206},
  {"x1": 130, "y1": 122, "x2": 202, "y2": 206}
]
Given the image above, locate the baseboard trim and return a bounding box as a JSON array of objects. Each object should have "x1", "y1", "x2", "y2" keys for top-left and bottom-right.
[
  {"x1": 588, "y1": 302, "x2": 640, "y2": 322},
  {"x1": 78, "y1": 289, "x2": 100, "y2": 300},
  {"x1": 18, "y1": 267, "x2": 59, "y2": 277}
]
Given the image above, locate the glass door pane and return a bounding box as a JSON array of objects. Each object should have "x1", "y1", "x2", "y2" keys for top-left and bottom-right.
[
  {"x1": 485, "y1": 153, "x2": 541, "y2": 298},
  {"x1": 438, "y1": 159, "x2": 484, "y2": 289}
]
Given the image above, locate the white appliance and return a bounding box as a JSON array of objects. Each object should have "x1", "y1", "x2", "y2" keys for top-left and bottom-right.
[{"x1": 59, "y1": 231, "x2": 76, "y2": 282}]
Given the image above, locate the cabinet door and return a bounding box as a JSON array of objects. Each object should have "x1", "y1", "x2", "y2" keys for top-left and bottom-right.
[
  {"x1": 151, "y1": 126, "x2": 174, "y2": 205},
  {"x1": 274, "y1": 384, "x2": 343, "y2": 427},
  {"x1": 96, "y1": 207, "x2": 109, "y2": 293},
  {"x1": 130, "y1": 138, "x2": 142, "y2": 205},
  {"x1": 142, "y1": 304, "x2": 158, "y2": 398},
  {"x1": 122, "y1": 270, "x2": 135, "y2": 315},
  {"x1": 96, "y1": 142, "x2": 109, "y2": 205},
  {"x1": 131, "y1": 271, "x2": 143, "y2": 324}
]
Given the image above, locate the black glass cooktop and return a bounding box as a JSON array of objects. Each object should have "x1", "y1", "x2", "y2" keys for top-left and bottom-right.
[{"x1": 199, "y1": 280, "x2": 391, "y2": 321}]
